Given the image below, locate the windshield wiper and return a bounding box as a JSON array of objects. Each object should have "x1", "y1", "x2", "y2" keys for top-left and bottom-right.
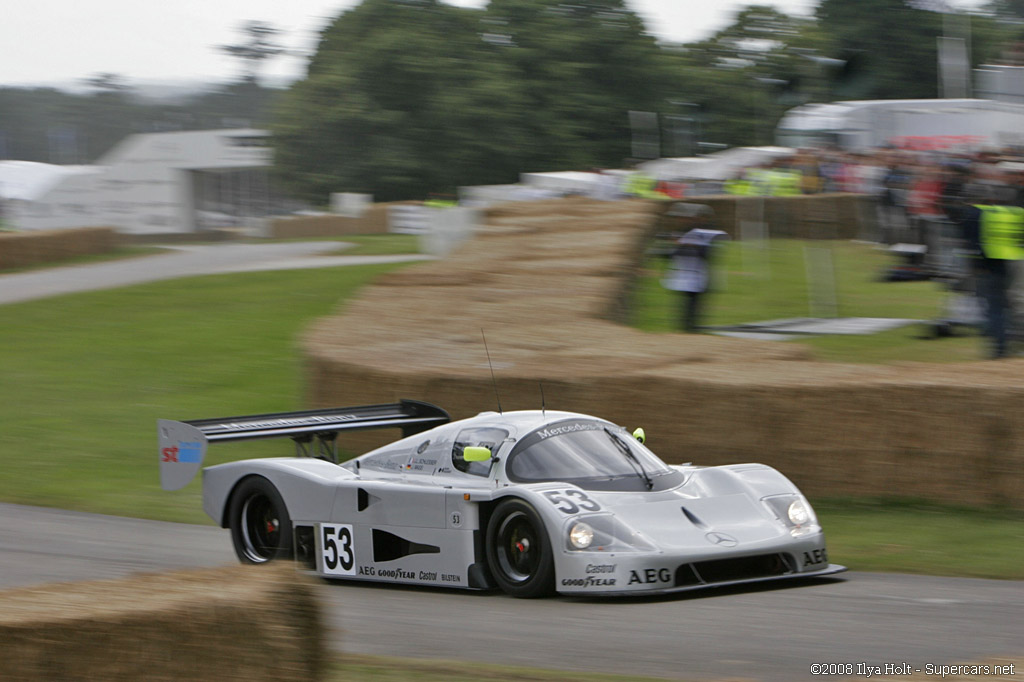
[{"x1": 604, "y1": 427, "x2": 653, "y2": 490}]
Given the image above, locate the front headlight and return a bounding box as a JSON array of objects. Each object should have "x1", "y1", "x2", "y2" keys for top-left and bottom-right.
[
  {"x1": 569, "y1": 522, "x2": 594, "y2": 549},
  {"x1": 563, "y1": 514, "x2": 656, "y2": 552},
  {"x1": 762, "y1": 494, "x2": 820, "y2": 537},
  {"x1": 788, "y1": 499, "x2": 811, "y2": 526}
]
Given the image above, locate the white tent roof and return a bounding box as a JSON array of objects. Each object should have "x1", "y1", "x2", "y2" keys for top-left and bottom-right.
[
  {"x1": 638, "y1": 146, "x2": 796, "y2": 181},
  {"x1": 0, "y1": 160, "x2": 99, "y2": 201}
]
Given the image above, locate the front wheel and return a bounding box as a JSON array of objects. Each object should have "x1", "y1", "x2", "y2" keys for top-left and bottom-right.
[
  {"x1": 485, "y1": 499, "x2": 555, "y2": 598},
  {"x1": 228, "y1": 476, "x2": 293, "y2": 564}
]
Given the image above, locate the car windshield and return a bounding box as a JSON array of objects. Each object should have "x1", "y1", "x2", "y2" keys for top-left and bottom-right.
[{"x1": 506, "y1": 419, "x2": 682, "y2": 491}]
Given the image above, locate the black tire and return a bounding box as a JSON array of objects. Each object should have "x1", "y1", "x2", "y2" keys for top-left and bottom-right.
[
  {"x1": 228, "y1": 476, "x2": 293, "y2": 564},
  {"x1": 485, "y1": 499, "x2": 555, "y2": 598}
]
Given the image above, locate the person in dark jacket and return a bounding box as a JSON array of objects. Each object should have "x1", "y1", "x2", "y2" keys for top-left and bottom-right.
[{"x1": 660, "y1": 204, "x2": 728, "y2": 332}]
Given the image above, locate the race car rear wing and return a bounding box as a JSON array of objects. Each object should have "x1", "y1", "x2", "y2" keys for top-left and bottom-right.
[{"x1": 159, "y1": 400, "x2": 450, "y2": 491}]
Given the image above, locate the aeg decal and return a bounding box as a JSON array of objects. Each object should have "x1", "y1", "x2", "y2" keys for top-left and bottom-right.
[
  {"x1": 628, "y1": 568, "x2": 671, "y2": 585},
  {"x1": 356, "y1": 567, "x2": 461, "y2": 583},
  {"x1": 803, "y1": 549, "x2": 828, "y2": 567}
]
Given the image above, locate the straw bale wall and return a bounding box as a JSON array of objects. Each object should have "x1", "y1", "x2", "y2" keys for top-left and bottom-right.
[
  {"x1": 268, "y1": 201, "x2": 420, "y2": 239},
  {"x1": 0, "y1": 227, "x2": 118, "y2": 270},
  {"x1": 301, "y1": 196, "x2": 1024, "y2": 509},
  {"x1": 0, "y1": 565, "x2": 325, "y2": 682}
]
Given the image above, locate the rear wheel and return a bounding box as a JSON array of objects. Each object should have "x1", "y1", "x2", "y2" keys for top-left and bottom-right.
[
  {"x1": 485, "y1": 499, "x2": 555, "y2": 598},
  {"x1": 229, "y1": 476, "x2": 293, "y2": 564}
]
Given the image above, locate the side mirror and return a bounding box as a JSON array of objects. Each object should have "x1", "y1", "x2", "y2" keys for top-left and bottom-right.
[
  {"x1": 632, "y1": 428, "x2": 646, "y2": 444},
  {"x1": 462, "y1": 446, "x2": 492, "y2": 462}
]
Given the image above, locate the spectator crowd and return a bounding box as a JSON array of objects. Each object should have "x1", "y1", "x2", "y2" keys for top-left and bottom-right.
[{"x1": 721, "y1": 145, "x2": 1024, "y2": 358}]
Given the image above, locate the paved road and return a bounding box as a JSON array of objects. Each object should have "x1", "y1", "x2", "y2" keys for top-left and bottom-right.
[
  {"x1": 1, "y1": 503, "x2": 1020, "y2": 682},
  {"x1": 0, "y1": 241, "x2": 430, "y2": 305}
]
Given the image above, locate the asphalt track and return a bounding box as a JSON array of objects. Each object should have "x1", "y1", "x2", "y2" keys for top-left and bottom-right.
[
  {"x1": 1, "y1": 503, "x2": 1021, "y2": 682},
  {"x1": 2, "y1": 244, "x2": 1021, "y2": 680},
  {"x1": 0, "y1": 241, "x2": 431, "y2": 306}
]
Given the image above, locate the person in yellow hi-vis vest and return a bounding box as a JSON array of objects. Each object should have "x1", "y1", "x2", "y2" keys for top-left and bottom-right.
[
  {"x1": 961, "y1": 185, "x2": 1024, "y2": 358},
  {"x1": 625, "y1": 172, "x2": 670, "y2": 199},
  {"x1": 724, "y1": 174, "x2": 752, "y2": 196},
  {"x1": 773, "y1": 168, "x2": 803, "y2": 196},
  {"x1": 746, "y1": 168, "x2": 773, "y2": 196}
]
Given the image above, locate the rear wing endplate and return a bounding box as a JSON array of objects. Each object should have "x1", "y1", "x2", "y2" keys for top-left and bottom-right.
[{"x1": 158, "y1": 400, "x2": 449, "y2": 491}]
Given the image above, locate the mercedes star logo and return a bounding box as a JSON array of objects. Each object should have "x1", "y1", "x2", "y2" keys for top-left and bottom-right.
[{"x1": 704, "y1": 531, "x2": 738, "y2": 547}]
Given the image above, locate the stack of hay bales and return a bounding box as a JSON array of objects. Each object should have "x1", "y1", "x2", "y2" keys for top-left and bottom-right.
[
  {"x1": 0, "y1": 565, "x2": 324, "y2": 682},
  {"x1": 302, "y1": 196, "x2": 1024, "y2": 508},
  {"x1": 0, "y1": 227, "x2": 118, "y2": 270}
]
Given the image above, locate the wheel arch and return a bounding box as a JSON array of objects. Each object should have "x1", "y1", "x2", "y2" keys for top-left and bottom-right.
[
  {"x1": 205, "y1": 459, "x2": 348, "y2": 529},
  {"x1": 220, "y1": 473, "x2": 270, "y2": 528},
  {"x1": 481, "y1": 494, "x2": 559, "y2": 598}
]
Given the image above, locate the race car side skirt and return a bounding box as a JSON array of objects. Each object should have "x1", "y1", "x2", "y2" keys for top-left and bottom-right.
[{"x1": 561, "y1": 563, "x2": 848, "y2": 597}]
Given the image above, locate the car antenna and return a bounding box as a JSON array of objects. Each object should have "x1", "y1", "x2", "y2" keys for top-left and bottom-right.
[
  {"x1": 481, "y1": 329, "x2": 502, "y2": 414},
  {"x1": 539, "y1": 381, "x2": 546, "y2": 417}
]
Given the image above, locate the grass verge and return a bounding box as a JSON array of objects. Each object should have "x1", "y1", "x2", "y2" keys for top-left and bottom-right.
[
  {"x1": 0, "y1": 263, "x2": 408, "y2": 525},
  {"x1": 330, "y1": 655, "x2": 677, "y2": 682},
  {"x1": 816, "y1": 499, "x2": 1024, "y2": 580},
  {"x1": 632, "y1": 239, "x2": 984, "y2": 363}
]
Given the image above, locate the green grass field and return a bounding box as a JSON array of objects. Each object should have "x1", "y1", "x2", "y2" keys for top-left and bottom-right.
[
  {"x1": 815, "y1": 499, "x2": 1024, "y2": 580},
  {"x1": 633, "y1": 239, "x2": 984, "y2": 363},
  {"x1": 320, "y1": 233, "x2": 422, "y2": 256},
  {"x1": 0, "y1": 238, "x2": 1021, "y2": 580},
  {"x1": 0, "y1": 263, "x2": 408, "y2": 524}
]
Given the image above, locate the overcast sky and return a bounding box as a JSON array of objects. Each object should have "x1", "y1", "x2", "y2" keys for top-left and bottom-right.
[{"x1": 0, "y1": 0, "x2": 986, "y2": 89}]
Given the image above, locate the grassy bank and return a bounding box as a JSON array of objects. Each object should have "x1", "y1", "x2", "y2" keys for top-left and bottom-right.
[
  {"x1": 0, "y1": 263, "x2": 408, "y2": 524},
  {"x1": 633, "y1": 239, "x2": 983, "y2": 363},
  {"x1": 330, "y1": 655, "x2": 676, "y2": 682},
  {"x1": 816, "y1": 499, "x2": 1024, "y2": 580}
]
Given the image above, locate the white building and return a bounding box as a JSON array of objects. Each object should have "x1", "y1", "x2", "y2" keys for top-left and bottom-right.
[{"x1": 2, "y1": 129, "x2": 272, "y2": 235}]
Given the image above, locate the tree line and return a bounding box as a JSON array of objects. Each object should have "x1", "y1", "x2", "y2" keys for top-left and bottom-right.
[{"x1": 2, "y1": 0, "x2": 1023, "y2": 203}]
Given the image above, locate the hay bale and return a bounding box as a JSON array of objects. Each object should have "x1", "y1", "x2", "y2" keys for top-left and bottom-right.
[
  {"x1": 0, "y1": 227, "x2": 119, "y2": 270},
  {"x1": 0, "y1": 565, "x2": 325, "y2": 682}
]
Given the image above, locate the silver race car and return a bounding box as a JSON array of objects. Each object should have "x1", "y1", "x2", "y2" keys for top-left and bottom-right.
[{"x1": 160, "y1": 400, "x2": 845, "y2": 598}]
